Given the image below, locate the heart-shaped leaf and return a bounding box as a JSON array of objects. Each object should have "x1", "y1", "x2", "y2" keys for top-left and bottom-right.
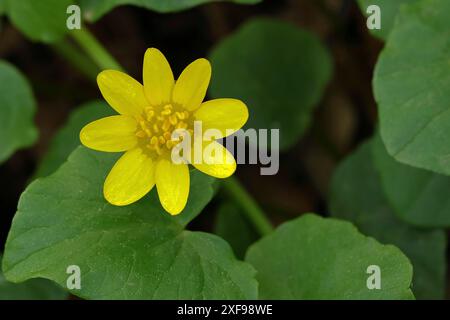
[
  {"x1": 209, "y1": 18, "x2": 332, "y2": 150},
  {"x1": 0, "y1": 60, "x2": 38, "y2": 163},
  {"x1": 3, "y1": 147, "x2": 257, "y2": 299},
  {"x1": 329, "y1": 140, "x2": 446, "y2": 299},
  {"x1": 79, "y1": 0, "x2": 262, "y2": 22},
  {"x1": 0, "y1": 255, "x2": 68, "y2": 300},
  {"x1": 4, "y1": 0, "x2": 73, "y2": 43},
  {"x1": 372, "y1": 134, "x2": 450, "y2": 227},
  {"x1": 374, "y1": 0, "x2": 450, "y2": 175},
  {"x1": 246, "y1": 214, "x2": 414, "y2": 300}
]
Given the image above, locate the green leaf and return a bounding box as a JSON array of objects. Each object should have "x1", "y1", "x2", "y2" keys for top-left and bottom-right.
[
  {"x1": 329, "y1": 140, "x2": 446, "y2": 299},
  {"x1": 372, "y1": 134, "x2": 450, "y2": 227},
  {"x1": 79, "y1": 0, "x2": 261, "y2": 22},
  {"x1": 0, "y1": 0, "x2": 5, "y2": 15},
  {"x1": 357, "y1": 0, "x2": 417, "y2": 40},
  {"x1": 0, "y1": 60, "x2": 38, "y2": 163},
  {"x1": 374, "y1": 0, "x2": 450, "y2": 175},
  {"x1": 209, "y1": 18, "x2": 332, "y2": 150},
  {"x1": 213, "y1": 202, "x2": 259, "y2": 260},
  {"x1": 245, "y1": 214, "x2": 414, "y2": 300},
  {"x1": 35, "y1": 100, "x2": 114, "y2": 178},
  {"x1": 0, "y1": 255, "x2": 68, "y2": 300},
  {"x1": 3, "y1": 147, "x2": 257, "y2": 299},
  {"x1": 4, "y1": 0, "x2": 73, "y2": 43}
]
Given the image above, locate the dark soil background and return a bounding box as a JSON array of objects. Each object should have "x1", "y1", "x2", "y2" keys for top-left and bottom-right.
[{"x1": 0, "y1": 0, "x2": 448, "y2": 297}]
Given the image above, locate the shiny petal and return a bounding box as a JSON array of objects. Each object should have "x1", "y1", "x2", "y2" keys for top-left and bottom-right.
[
  {"x1": 97, "y1": 70, "x2": 148, "y2": 116},
  {"x1": 155, "y1": 158, "x2": 190, "y2": 215},
  {"x1": 195, "y1": 98, "x2": 249, "y2": 138},
  {"x1": 104, "y1": 148, "x2": 155, "y2": 206},
  {"x1": 191, "y1": 140, "x2": 236, "y2": 178},
  {"x1": 172, "y1": 58, "x2": 211, "y2": 111},
  {"x1": 143, "y1": 48, "x2": 175, "y2": 106},
  {"x1": 80, "y1": 115, "x2": 138, "y2": 152}
]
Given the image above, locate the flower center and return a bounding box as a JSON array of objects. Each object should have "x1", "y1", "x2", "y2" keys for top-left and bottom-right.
[{"x1": 135, "y1": 104, "x2": 193, "y2": 156}]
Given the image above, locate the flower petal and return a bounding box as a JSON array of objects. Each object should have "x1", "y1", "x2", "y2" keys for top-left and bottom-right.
[
  {"x1": 97, "y1": 70, "x2": 148, "y2": 116},
  {"x1": 155, "y1": 158, "x2": 190, "y2": 215},
  {"x1": 172, "y1": 58, "x2": 211, "y2": 111},
  {"x1": 80, "y1": 115, "x2": 138, "y2": 152},
  {"x1": 195, "y1": 98, "x2": 249, "y2": 138},
  {"x1": 191, "y1": 140, "x2": 236, "y2": 178},
  {"x1": 104, "y1": 148, "x2": 155, "y2": 206},
  {"x1": 143, "y1": 48, "x2": 175, "y2": 106}
]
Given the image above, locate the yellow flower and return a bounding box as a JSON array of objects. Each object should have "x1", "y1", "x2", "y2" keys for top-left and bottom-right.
[{"x1": 80, "y1": 48, "x2": 248, "y2": 215}]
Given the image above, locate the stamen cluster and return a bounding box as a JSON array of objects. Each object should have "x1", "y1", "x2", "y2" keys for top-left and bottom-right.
[{"x1": 136, "y1": 104, "x2": 193, "y2": 155}]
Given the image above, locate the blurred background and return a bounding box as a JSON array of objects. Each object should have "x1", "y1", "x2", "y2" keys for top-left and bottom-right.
[{"x1": 0, "y1": 0, "x2": 447, "y2": 298}]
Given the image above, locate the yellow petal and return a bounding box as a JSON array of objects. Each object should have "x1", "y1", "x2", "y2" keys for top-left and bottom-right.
[
  {"x1": 172, "y1": 58, "x2": 211, "y2": 111},
  {"x1": 195, "y1": 98, "x2": 249, "y2": 138},
  {"x1": 155, "y1": 158, "x2": 190, "y2": 215},
  {"x1": 191, "y1": 140, "x2": 236, "y2": 178},
  {"x1": 104, "y1": 148, "x2": 155, "y2": 206},
  {"x1": 80, "y1": 115, "x2": 138, "y2": 152},
  {"x1": 97, "y1": 70, "x2": 148, "y2": 116},
  {"x1": 143, "y1": 48, "x2": 175, "y2": 106}
]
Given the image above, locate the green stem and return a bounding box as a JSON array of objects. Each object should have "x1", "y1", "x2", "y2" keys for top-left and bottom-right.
[
  {"x1": 222, "y1": 176, "x2": 273, "y2": 237},
  {"x1": 52, "y1": 40, "x2": 99, "y2": 81},
  {"x1": 70, "y1": 28, "x2": 123, "y2": 72}
]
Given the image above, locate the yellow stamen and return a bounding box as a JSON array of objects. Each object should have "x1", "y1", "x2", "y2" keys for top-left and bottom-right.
[
  {"x1": 162, "y1": 119, "x2": 171, "y2": 132},
  {"x1": 169, "y1": 115, "x2": 178, "y2": 125},
  {"x1": 146, "y1": 111, "x2": 154, "y2": 121},
  {"x1": 177, "y1": 121, "x2": 187, "y2": 129},
  {"x1": 136, "y1": 103, "x2": 192, "y2": 155},
  {"x1": 176, "y1": 111, "x2": 185, "y2": 120},
  {"x1": 136, "y1": 130, "x2": 146, "y2": 138},
  {"x1": 164, "y1": 132, "x2": 172, "y2": 141}
]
